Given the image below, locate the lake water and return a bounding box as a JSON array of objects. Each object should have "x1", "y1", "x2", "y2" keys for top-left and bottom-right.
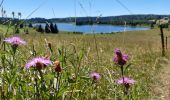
[{"x1": 34, "y1": 23, "x2": 150, "y2": 34}]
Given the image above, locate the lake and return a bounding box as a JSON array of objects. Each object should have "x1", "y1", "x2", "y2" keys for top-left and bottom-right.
[{"x1": 34, "y1": 23, "x2": 150, "y2": 34}]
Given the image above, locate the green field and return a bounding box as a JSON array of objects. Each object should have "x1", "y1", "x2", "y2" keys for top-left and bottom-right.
[{"x1": 0, "y1": 26, "x2": 170, "y2": 99}]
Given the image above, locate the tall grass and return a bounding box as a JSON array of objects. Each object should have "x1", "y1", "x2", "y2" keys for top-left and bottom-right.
[{"x1": 0, "y1": 25, "x2": 169, "y2": 99}]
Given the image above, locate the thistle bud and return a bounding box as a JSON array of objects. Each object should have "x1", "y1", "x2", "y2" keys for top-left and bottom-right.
[{"x1": 54, "y1": 60, "x2": 61, "y2": 73}]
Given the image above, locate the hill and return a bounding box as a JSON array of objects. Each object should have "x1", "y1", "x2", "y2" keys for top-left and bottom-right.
[
  {"x1": 27, "y1": 14, "x2": 170, "y2": 25},
  {"x1": 0, "y1": 14, "x2": 170, "y2": 26}
]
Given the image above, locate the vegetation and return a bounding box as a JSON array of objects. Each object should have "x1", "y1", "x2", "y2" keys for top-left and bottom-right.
[
  {"x1": 24, "y1": 14, "x2": 170, "y2": 26},
  {"x1": 0, "y1": 23, "x2": 170, "y2": 99},
  {"x1": 0, "y1": 14, "x2": 170, "y2": 26},
  {"x1": 0, "y1": 1, "x2": 170, "y2": 99},
  {"x1": 36, "y1": 23, "x2": 59, "y2": 33}
]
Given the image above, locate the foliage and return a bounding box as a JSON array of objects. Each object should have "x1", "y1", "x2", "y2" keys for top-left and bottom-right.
[
  {"x1": 36, "y1": 25, "x2": 44, "y2": 33},
  {"x1": 0, "y1": 24, "x2": 169, "y2": 99},
  {"x1": 24, "y1": 14, "x2": 170, "y2": 26}
]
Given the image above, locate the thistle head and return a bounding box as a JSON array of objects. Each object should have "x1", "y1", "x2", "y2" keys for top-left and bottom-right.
[
  {"x1": 113, "y1": 48, "x2": 129, "y2": 66},
  {"x1": 54, "y1": 60, "x2": 62, "y2": 73},
  {"x1": 90, "y1": 71, "x2": 101, "y2": 81}
]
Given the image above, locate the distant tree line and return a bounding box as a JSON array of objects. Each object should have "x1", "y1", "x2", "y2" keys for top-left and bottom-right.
[
  {"x1": 25, "y1": 14, "x2": 170, "y2": 26},
  {"x1": 75, "y1": 20, "x2": 146, "y2": 26}
]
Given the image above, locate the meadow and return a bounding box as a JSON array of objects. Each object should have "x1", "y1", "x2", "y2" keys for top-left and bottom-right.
[{"x1": 0, "y1": 25, "x2": 170, "y2": 99}]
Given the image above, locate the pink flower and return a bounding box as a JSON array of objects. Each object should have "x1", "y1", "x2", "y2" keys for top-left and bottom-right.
[
  {"x1": 117, "y1": 77, "x2": 135, "y2": 95},
  {"x1": 113, "y1": 48, "x2": 129, "y2": 66},
  {"x1": 4, "y1": 36, "x2": 26, "y2": 46},
  {"x1": 25, "y1": 57, "x2": 52, "y2": 70},
  {"x1": 117, "y1": 77, "x2": 135, "y2": 85},
  {"x1": 90, "y1": 72, "x2": 101, "y2": 81}
]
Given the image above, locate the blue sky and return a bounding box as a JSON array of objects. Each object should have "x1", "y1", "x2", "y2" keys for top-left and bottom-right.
[{"x1": 2, "y1": 0, "x2": 170, "y2": 19}]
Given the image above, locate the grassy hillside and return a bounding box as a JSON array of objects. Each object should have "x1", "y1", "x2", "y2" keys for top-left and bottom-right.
[{"x1": 0, "y1": 26, "x2": 170, "y2": 99}]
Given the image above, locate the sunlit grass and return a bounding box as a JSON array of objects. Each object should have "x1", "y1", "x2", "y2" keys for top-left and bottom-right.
[{"x1": 0, "y1": 25, "x2": 170, "y2": 99}]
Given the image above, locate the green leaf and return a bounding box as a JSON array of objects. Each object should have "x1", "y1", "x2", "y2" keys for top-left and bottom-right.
[
  {"x1": 124, "y1": 63, "x2": 132, "y2": 73},
  {"x1": 57, "y1": 86, "x2": 68, "y2": 97}
]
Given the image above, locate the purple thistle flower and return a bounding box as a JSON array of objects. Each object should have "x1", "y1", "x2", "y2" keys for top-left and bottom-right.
[
  {"x1": 117, "y1": 77, "x2": 135, "y2": 85},
  {"x1": 113, "y1": 48, "x2": 129, "y2": 66},
  {"x1": 90, "y1": 72, "x2": 101, "y2": 81},
  {"x1": 117, "y1": 77, "x2": 135, "y2": 95},
  {"x1": 25, "y1": 57, "x2": 52, "y2": 70},
  {"x1": 4, "y1": 36, "x2": 26, "y2": 46}
]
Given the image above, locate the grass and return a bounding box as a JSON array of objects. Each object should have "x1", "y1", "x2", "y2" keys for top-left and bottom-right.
[{"x1": 0, "y1": 25, "x2": 170, "y2": 99}]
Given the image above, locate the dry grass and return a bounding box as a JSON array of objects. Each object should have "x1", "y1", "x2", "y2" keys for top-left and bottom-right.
[{"x1": 1, "y1": 26, "x2": 170, "y2": 99}]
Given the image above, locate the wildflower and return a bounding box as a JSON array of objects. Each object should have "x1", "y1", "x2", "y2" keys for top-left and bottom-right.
[
  {"x1": 25, "y1": 57, "x2": 52, "y2": 70},
  {"x1": 4, "y1": 36, "x2": 26, "y2": 47},
  {"x1": 54, "y1": 60, "x2": 61, "y2": 73},
  {"x1": 4, "y1": 36, "x2": 26, "y2": 54},
  {"x1": 90, "y1": 72, "x2": 101, "y2": 81},
  {"x1": 117, "y1": 77, "x2": 135, "y2": 87},
  {"x1": 113, "y1": 48, "x2": 129, "y2": 66}
]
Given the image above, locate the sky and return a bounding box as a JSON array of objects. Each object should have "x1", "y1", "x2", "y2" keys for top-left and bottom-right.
[{"x1": 1, "y1": 0, "x2": 170, "y2": 19}]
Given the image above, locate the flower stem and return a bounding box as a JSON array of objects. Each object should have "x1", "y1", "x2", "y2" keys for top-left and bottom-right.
[
  {"x1": 120, "y1": 65, "x2": 124, "y2": 79},
  {"x1": 120, "y1": 65, "x2": 128, "y2": 96},
  {"x1": 38, "y1": 70, "x2": 45, "y2": 98}
]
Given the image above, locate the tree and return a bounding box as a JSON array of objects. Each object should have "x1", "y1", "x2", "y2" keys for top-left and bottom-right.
[
  {"x1": 36, "y1": 25, "x2": 44, "y2": 33},
  {"x1": 20, "y1": 24, "x2": 24, "y2": 28},
  {"x1": 12, "y1": 11, "x2": 15, "y2": 19},
  {"x1": 28, "y1": 23, "x2": 33, "y2": 28},
  {"x1": 50, "y1": 23, "x2": 55, "y2": 33},
  {"x1": 54, "y1": 24, "x2": 59, "y2": 33},
  {"x1": 18, "y1": 12, "x2": 21, "y2": 19},
  {"x1": 45, "y1": 24, "x2": 50, "y2": 33}
]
